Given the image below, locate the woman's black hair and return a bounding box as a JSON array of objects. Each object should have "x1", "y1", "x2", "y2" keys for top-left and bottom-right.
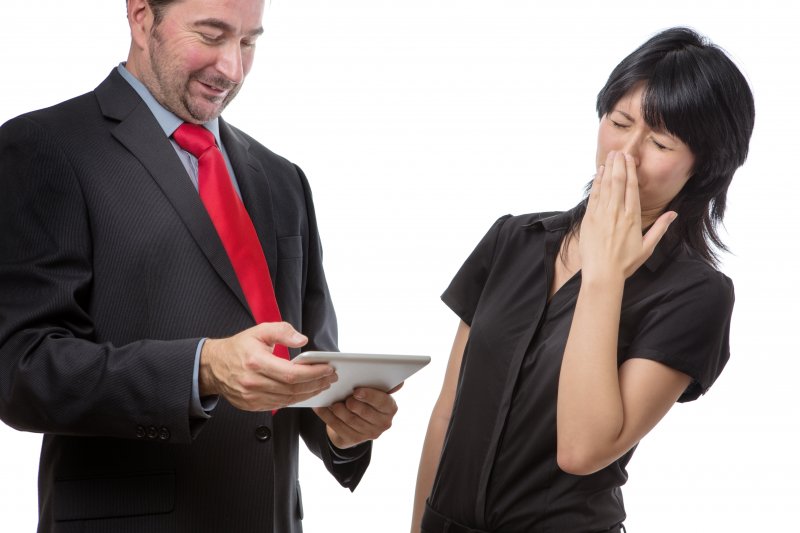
[{"x1": 566, "y1": 27, "x2": 755, "y2": 266}]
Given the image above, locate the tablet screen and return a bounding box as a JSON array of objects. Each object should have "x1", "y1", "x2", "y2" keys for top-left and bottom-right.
[{"x1": 287, "y1": 351, "x2": 431, "y2": 408}]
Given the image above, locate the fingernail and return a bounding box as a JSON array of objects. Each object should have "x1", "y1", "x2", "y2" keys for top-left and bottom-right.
[{"x1": 354, "y1": 390, "x2": 365, "y2": 400}]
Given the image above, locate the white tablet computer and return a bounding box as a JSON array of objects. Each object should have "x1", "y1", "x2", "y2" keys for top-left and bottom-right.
[{"x1": 288, "y1": 351, "x2": 431, "y2": 408}]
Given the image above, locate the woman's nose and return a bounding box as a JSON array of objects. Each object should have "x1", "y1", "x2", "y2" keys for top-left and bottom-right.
[{"x1": 620, "y1": 137, "x2": 641, "y2": 167}]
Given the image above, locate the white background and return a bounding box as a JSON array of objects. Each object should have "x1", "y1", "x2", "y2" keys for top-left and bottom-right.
[{"x1": 1, "y1": 1, "x2": 798, "y2": 531}]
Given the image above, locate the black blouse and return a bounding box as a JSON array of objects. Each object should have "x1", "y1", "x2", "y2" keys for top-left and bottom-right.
[{"x1": 428, "y1": 210, "x2": 733, "y2": 532}]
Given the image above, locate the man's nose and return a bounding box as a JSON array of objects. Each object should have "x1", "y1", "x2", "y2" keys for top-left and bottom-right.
[{"x1": 216, "y1": 42, "x2": 245, "y2": 85}]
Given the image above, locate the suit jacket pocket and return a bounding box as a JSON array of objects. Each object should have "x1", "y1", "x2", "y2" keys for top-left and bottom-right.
[
  {"x1": 275, "y1": 236, "x2": 303, "y2": 331},
  {"x1": 54, "y1": 472, "x2": 175, "y2": 521},
  {"x1": 277, "y1": 235, "x2": 303, "y2": 261}
]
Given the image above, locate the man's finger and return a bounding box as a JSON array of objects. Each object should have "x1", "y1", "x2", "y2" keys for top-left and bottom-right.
[
  {"x1": 251, "y1": 321, "x2": 308, "y2": 349},
  {"x1": 387, "y1": 382, "x2": 404, "y2": 394},
  {"x1": 351, "y1": 388, "x2": 399, "y2": 416},
  {"x1": 330, "y1": 401, "x2": 377, "y2": 433},
  {"x1": 263, "y1": 370, "x2": 338, "y2": 395},
  {"x1": 262, "y1": 355, "x2": 336, "y2": 385},
  {"x1": 313, "y1": 406, "x2": 362, "y2": 444}
]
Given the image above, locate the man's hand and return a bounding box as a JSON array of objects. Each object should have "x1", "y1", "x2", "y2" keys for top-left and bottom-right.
[
  {"x1": 313, "y1": 384, "x2": 401, "y2": 449},
  {"x1": 199, "y1": 322, "x2": 337, "y2": 411}
]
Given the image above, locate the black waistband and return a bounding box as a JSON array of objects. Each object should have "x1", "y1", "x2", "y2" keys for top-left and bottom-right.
[
  {"x1": 421, "y1": 503, "x2": 487, "y2": 533},
  {"x1": 421, "y1": 501, "x2": 626, "y2": 533}
]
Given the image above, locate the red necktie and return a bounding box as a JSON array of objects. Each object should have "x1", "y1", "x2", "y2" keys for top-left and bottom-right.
[{"x1": 173, "y1": 123, "x2": 288, "y2": 360}]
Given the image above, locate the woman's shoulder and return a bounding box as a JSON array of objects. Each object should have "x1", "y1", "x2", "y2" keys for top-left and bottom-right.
[
  {"x1": 658, "y1": 244, "x2": 735, "y2": 310},
  {"x1": 671, "y1": 245, "x2": 734, "y2": 284},
  {"x1": 491, "y1": 210, "x2": 570, "y2": 236},
  {"x1": 514, "y1": 210, "x2": 568, "y2": 225},
  {"x1": 472, "y1": 211, "x2": 572, "y2": 266}
]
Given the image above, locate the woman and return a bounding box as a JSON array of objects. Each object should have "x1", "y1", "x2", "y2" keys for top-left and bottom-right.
[{"x1": 412, "y1": 27, "x2": 754, "y2": 532}]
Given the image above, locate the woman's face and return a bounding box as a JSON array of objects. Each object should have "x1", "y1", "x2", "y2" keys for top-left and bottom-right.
[{"x1": 596, "y1": 84, "x2": 695, "y2": 222}]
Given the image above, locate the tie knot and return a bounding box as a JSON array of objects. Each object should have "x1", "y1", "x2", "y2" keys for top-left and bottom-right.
[{"x1": 173, "y1": 123, "x2": 216, "y2": 158}]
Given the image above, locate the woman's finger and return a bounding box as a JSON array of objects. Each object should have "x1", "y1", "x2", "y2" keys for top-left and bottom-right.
[
  {"x1": 623, "y1": 153, "x2": 641, "y2": 215},
  {"x1": 642, "y1": 211, "x2": 677, "y2": 257},
  {"x1": 587, "y1": 165, "x2": 605, "y2": 209},
  {"x1": 596, "y1": 151, "x2": 617, "y2": 206},
  {"x1": 608, "y1": 151, "x2": 627, "y2": 211}
]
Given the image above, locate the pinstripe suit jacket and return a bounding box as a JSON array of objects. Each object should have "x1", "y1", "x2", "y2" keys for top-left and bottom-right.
[{"x1": 0, "y1": 69, "x2": 370, "y2": 533}]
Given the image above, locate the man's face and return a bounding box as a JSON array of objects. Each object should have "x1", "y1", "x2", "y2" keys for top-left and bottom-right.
[{"x1": 136, "y1": 0, "x2": 265, "y2": 123}]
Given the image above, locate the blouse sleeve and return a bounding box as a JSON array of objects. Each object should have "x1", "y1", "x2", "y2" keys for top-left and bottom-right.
[
  {"x1": 626, "y1": 268, "x2": 735, "y2": 402},
  {"x1": 441, "y1": 215, "x2": 512, "y2": 326}
]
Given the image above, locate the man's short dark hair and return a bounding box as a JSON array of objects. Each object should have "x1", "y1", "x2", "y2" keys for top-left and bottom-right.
[{"x1": 127, "y1": 0, "x2": 181, "y2": 26}]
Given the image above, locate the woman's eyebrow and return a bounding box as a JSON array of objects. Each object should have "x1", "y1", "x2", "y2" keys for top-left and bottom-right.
[{"x1": 613, "y1": 109, "x2": 635, "y2": 122}]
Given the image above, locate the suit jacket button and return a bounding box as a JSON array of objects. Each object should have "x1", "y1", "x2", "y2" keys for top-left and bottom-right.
[
  {"x1": 136, "y1": 425, "x2": 146, "y2": 439},
  {"x1": 255, "y1": 426, "x2": 272, "y2": 442},
  {"x1": 146, "y1": 426, "x2": 158, "y2": 439},
  {"x1": 159, "y1": 427, "x2": 171, "y2": 441}
]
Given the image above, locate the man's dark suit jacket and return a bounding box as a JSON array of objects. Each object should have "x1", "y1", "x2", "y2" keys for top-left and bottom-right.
[{"x1": 0, "y1": 70, "x2": 371, "y2": 533}]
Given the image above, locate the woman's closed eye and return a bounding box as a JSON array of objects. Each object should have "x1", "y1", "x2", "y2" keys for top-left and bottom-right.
[
  {"x1": 650, "y1": 135, "x2": 676, "y2": 151},
  {"x1": 652, "y1": 138, "x2": 668, "y2": 150}
]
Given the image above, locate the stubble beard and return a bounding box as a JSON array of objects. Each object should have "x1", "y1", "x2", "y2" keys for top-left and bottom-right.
[{"x1": 146, "y1": 28, "x2": 242, "y2": 124}]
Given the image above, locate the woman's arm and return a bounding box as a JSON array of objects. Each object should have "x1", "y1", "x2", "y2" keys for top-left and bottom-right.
[
  {"x1": 410, "y1": 320, "x2": 470, "y2": 532},
  {"x1": 556, "y1": 151, "x2": 690, "y2": 475}
]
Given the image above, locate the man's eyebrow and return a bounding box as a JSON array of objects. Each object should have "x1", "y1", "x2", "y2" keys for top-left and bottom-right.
[{"x1": 194, "y1": 18, "x2": 264, "y2": 37}]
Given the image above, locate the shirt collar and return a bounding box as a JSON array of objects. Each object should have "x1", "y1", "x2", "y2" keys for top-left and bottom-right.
[
  {"x1": 520, "y1": 209, "x2": 574, "y2": 232},
  {"x1": 116, "y1": 63, "x2": 223, "y2": 144},
  {"x1": 524, "y1": 204, "x2": 680, "y2": 272},
  {"x1": 643, "y1": 232, "x2": 681, "y2": 272}
]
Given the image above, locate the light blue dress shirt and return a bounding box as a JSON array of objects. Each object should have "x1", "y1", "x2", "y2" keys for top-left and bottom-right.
[
  {"x1": 118, "y1": 63, "x2": 230, "y2": 418},
  {"x1": 115, "y1": 65, "x2": 366, "y2": 460}
]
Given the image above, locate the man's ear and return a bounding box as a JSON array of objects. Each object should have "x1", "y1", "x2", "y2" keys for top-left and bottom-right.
[{"x1": 127, "y1": 0, "x2": 154, "y2": 51}]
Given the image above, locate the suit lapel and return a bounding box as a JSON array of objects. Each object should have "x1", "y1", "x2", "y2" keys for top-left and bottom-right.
[
  {"x1": 95, "y1": 70, "x2": 252, "y2": 319},
  {"x1": 219, "y1": 119, "x2": 279, "y2": 283}
]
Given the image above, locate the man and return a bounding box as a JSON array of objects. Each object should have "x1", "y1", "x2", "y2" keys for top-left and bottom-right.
[{"x1": 0, "y1": 0, "x2": 397, "y2": 531}]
